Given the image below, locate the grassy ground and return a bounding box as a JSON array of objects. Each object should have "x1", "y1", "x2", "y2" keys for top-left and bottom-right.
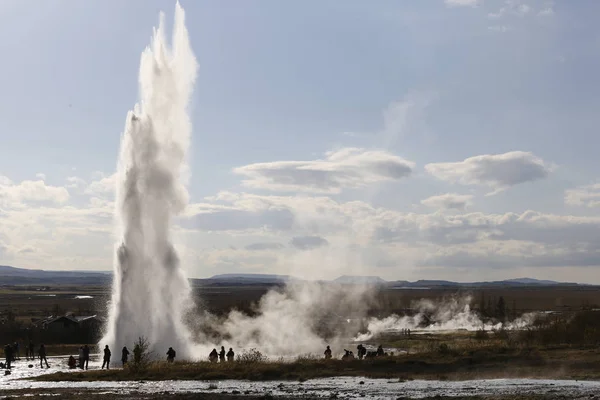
[{"x1": 32, "y1": 345, "x2": 600, "y2": 382}]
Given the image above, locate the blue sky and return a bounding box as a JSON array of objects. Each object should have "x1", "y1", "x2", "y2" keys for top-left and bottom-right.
[{"x1": 1, "y1": 0, "x2": 600, "y2": 282}]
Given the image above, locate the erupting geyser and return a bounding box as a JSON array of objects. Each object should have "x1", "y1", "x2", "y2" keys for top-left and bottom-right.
[{"x1": 102, "y1": 2, "x2": 198, "y2": 359}]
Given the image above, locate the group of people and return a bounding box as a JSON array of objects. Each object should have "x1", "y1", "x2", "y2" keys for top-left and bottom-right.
[
  {"x1": 326, "y1": 344, "x2": 388, "y2": 360},
  {"x1": 68, "y1": 344, "x2": 91, "y2": 369},
  {"x1": 4, "y1": 342, "x2": 50, "y2": 369},
  {"x1": 68, "y1": 344, "x2": 177, "y2": 370},
  {"x1": 208, "y1": 346, "x2": 235, "y2": 363}
]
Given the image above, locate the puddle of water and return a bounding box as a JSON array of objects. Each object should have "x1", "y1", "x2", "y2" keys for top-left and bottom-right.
[{"x1": 1, "y1": 359, "x2": 599, "y2": 399}]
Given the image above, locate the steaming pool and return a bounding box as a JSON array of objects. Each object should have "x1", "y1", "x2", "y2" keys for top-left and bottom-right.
[{"x1": 2, "y1": 359, "x2": 600, "y2": 399}]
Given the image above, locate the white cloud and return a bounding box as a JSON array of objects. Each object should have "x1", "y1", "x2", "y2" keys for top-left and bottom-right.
[
  {"x1": 0, "y1": 176, "x2": 12, "y2": 186},
  {"x1": 0, "y1": 177, "x2": 70, "y2": 206},
  {"x1": 489, "y1": 1, "x2": 548, "y2": 20},
  {"x1": 245, "y1": 242, "x2": 286, "y2": 251},
  {"x1": 421, "y1": 193, "x2": 474, "y2": 211},
  {"x1": 2, "y1": 165, "x2": 600, "y2": 281},
  {"x1": 515, "y1": 4, "x2": 531, "y2": 16},
  {"x1": 233, "y1": 148, "x2": 415, "y2": 194},
  {"x1": 85, "y1": 173, "x2": 116, "y2": 196},
  {"x1": 488, "y1": 8, "x2": 506, "y2": 18},
  {"x1": 425, "y1": 151, "x2": 551, "y2": 195},
  {"x1": 181, "y1": 191, "x2": 600, "y2": 275},
  {"x1": 565, "y1": 184, "x2": 600, "y2": 208},
  {"x1": 445, "y1": 0, "x2": 478, "y2": 7},
  {"x1": 35, "y1": 173, "x2": 46, "y2": 180},
  {"x1": 66, "y1": 176, "x2": 86, "y2": 189},
  {"x1": 290, "y1": 236, "x2": 329, "y2": 250}
]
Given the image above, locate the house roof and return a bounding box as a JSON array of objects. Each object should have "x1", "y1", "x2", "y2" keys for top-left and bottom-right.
[
  {"x1": 42, "y1": 314, "x2": 99, "y2": 325},
  {"x1": 75, "y1": 315, "x2": 99, "y2": 322}
]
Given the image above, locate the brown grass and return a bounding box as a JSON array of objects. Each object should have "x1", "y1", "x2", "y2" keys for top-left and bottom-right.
[{"x1": 31, "y1": 345, "x2": 600, "y2": 383}]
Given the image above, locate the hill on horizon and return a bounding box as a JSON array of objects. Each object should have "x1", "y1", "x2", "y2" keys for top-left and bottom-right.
[{"x1": 0, "y1": 265, "x2": 585, "y2": 287}]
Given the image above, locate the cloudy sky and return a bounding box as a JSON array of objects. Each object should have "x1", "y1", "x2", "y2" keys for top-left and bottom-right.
[{"x1": 1, "y1": 0, "x2": 600, "y2": 283}]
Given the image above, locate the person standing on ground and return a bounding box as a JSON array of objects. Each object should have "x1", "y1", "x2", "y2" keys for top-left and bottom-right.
[
  {"x1": 78, "y1": 346, "x2": 84, "y2": 369},
  {"x1": 209, "y1": 348, "x2": 218, "y2": 363},
  {"x1": 83, "y1": 344, "x2": 90, "y2": 370},
  {"x1": 14, "y1": 342, "x2": 19, "y2": 360},
  {"x1": 4, "y1": 344, "x2": 13, "y2": 369},
  {"x1": 324, "y1": 345, "x2": 332, "y2": 359},
  {"x1": 38, "y1": 344, "x2": 49, "y2": 368},
  {"x1": 121, "y1": 346, "x2": 130, "y2": 367},
  {"x1": 166, "y1": 347, "x2": 176, "y2": 363},
  {"x1": 28, "y1": 341, "x2": 35, "y2": 360},
  {"x1": 101, "y1": 345, "x2": 111, "y2": 369},
  {"x1": 226, "y1": 347, "x2": 234, "y2": 362},
  {"x1": 219, "y1": 346, "x2": 225, "y2": 363}
]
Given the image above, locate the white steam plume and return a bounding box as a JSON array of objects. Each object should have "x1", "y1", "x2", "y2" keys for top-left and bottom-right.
[
  {"x1": 355, "y1": 296, "x2": 537, "y2": 341},
  {"x1": 220, "y1": 282, "x2": 373, "y2": 356},
  {"x1": 102, "y1": 2, "x2": 198, "y2": 360}
]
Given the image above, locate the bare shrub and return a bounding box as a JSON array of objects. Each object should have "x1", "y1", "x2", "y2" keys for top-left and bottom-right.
[
  {"x1": 237, "y1": 348, "x2": 267, "y2": 364},
  {"x1": 127, "y1": 336, "x2": 154, "y2": 373}
]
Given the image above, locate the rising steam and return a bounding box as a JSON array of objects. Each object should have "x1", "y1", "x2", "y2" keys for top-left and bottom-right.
[
  {"x1": 355, "y1": 295, "x2": 537, "y2": 341},
  {"x1": 102, "y1": 2, "x2": 198, "y2": 359},
  {"x1": 199, "y1": 282, "x2": 376, "y2": 356}
]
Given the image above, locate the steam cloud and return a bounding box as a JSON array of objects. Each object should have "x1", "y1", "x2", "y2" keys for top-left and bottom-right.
[
  {"x1": 210, "y1": 282, "x2": 374, "y2": 356},
  {"x1": 102, "y1": 2, "x2": 198, "y2": 359},
  {"x1": 355, "y1": 296, "x2": 537, "y2": 341}
]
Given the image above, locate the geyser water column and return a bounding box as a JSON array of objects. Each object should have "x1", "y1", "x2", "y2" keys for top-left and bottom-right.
[{"x1": 102, "y1": 2, "x2": 198, "y2": 360}]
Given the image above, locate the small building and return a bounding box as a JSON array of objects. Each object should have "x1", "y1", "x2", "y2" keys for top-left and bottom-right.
[{"x1": 40, "y1": 314, "x2": 102, "y2": 343}]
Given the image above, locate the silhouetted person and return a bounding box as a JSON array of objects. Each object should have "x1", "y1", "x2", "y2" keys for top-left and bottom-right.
[
  {"x1": 357, "y1": 344, "x2": 366, "y2": 360},
  {"x1": 133, "y1": 344, "x2": 142, "y2": 364},
  {"x1": 407, "y1": 329, "x2": 411, "y2": 337},
  {"x1": 28, "y1": 341, "x2": 35, "y2": 360},
  {"x1": 226, "y1": 348, "x2": 234, "y2": 362},
  {"x1": 102, "y1": 345, "x2": 111, "y2": 369},
  {"x1": 324, "y1": 345, "x2": 332, "y2": 359},
  {"x1": 167, "y1": 347, "x2": 176, "y2": 363},
  {"x1": 209, "y1": 348, "x2": 218, "y2": 363},
  {"x1": 78, "y1": 346, "x2": 84, "y2": 369},
  {"x1": 219, "y1": 346, "x2": 226, "y2": 362},
  {"x1": 376, "y1": 345, "x2": 384, "y2": 357},
  {"x1": 83, "y1": 345, "x2": 90, "y2": 370},
  {"x1": 122, "y1": 346, "x2": 130, "y2": 367},
  {"x1": 68, "y1": 355, "x2": 77, "y2": 369},
  {"x1": 13, "y1": 342, "x2": 20, "y2": 360},
  {"x1": 341, "y1": 349, "x2": 354, "y2": 361},
  {"x1": 39, "y1": 344, "x2": 49, "y2": 368},
  {"x1": 4, "y1": 344, "x2": 13, "y2": 369}
]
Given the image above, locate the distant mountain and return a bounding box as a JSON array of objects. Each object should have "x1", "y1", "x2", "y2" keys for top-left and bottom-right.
[
  {"x1": 0, "y1": 265, "x2": 586, "y2": 287},
  {"x1": 207, "y1": 273, "x2": 293, "y2": 284},
  {"x1": 388, "y1": 277, "x2": 581, "y2": 288},
  {"x1": 412, "y1": 280, "x2": 457, "y2": 287},
  {"x1": 501, "y1": 278, "x2": 560, "y2": 285},
  {"x1": 0, "y1": 265, "x2": 111, "y2": 285},
  {"x1": 334, "y1": 275, "x2": 387, "y2": 284}
]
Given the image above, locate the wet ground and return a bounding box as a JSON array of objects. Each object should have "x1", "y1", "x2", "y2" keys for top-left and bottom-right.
[{"x1": 1, "y1": 356, "x2": 600, "y2": 399}]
